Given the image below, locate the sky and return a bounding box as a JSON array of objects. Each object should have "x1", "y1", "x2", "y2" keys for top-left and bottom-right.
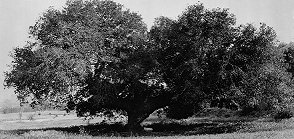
[{"x1": 1, "y1": 0, "x2": 294, "y2": 107}]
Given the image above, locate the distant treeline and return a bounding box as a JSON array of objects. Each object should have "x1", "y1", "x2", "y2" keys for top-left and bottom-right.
[
  {"x1": 0, "y1": 105, "x2": 60, "y2": 114},
  {"x1": 0, "y1": 106, "x2": 35, "y2": 114}
]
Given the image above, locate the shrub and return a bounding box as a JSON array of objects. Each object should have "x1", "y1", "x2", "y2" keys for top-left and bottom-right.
[
  {"x1": 239, "y1": 105, "x2": 261, "y2": 116},
  {"x1": 274, "y1": 110, "x2": 293, "y2": 120},
  {"x1": 27, "y1": 114, "x2": 35, "y2": 121}
]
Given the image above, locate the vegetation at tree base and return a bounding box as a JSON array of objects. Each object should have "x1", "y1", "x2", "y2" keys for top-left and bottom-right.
[
  {"x1": 274, "y1": 109, "x2": 293, "y2": 120},
  {"x1": 4, "y1": 0, "x2": 294, "y2": 132}
]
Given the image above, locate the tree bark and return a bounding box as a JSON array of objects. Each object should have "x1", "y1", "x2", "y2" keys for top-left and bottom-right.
[
  {"x1": 127, "y1": 113, "x2": 143, "y2": 132},
  {"x1": 126, "y1": 110, "x2": 151, "y2": 133}
]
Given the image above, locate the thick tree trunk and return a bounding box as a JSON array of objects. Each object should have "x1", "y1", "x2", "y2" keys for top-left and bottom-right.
[
  {"x1": 126, "y1": 115, "x2": 143, "y2": 132},
  {"x1": 126, "y1": 110, "x2": 150, "y2": 133}
]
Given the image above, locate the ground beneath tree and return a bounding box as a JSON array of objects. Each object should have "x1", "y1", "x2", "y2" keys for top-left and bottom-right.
[{"x1": 2, "y1": 109, "x2": 294, "y2": 138}]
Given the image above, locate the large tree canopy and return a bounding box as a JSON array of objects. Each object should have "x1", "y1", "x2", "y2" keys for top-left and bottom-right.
[
  {"x1": 150, "y1": 4, "x2": 293, "y2": 117},
  {"x1": 4, "y1": 0, "x2": 294, "y2": 131},
  {"x1": 5, "y1": 0, "x2": 170, "y2": 131}
]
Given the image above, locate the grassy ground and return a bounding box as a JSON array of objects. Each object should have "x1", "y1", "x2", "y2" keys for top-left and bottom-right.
[
  {"x1": 0, "y1": 110, "x2": 123, "y2": 130},
  {"x1": 1, "y1": 109, "x2": 294, "y2": 138},
  {"x1": 1, "y1": 128, "x2": 294, "y2": 139}
]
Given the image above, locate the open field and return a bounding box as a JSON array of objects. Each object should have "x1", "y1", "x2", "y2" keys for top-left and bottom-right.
[
  {"x1": 2, "y1": 109, "x2": 294, "y2": 138},
  {"x1": 0, "y1": 110, "x2": 124, "y2": 130}
]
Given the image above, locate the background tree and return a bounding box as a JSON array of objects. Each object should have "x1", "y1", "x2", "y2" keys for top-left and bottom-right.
[
  {"x1": 282, "y1": 42, "x2": 294, "y2": 77},
  {"x1": 230, "y1": 24, "x2": 293, "y2": 114}
]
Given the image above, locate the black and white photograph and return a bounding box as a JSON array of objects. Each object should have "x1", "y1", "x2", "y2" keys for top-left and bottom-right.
[{"x1": 1, "y1": 0, "x2": 294, "y2": 138}]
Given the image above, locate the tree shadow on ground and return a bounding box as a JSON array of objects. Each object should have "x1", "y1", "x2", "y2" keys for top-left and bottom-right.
[{"x1": 0, "y1": 121, "x2": 246, "y2": 137}]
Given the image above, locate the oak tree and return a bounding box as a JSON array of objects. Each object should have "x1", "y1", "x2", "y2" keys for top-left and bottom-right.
[{"x1": 5, "y1": 1, "x2": 294, "y2": 132}]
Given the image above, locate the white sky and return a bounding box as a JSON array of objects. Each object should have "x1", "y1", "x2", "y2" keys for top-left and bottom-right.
[{"x1": 1, "y1": 0, "x2": 294, "y2": 106}]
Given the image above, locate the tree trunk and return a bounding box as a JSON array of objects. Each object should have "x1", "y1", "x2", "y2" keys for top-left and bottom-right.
[
  {"x1": 122, "y1": 81, "x2": 174, "y2": 133},
  {"x1": 126, "y1": 111, "x2": 150, "y2": 133}
]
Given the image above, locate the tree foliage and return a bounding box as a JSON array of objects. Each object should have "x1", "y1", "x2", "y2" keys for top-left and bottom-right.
[
  {"x1": 4, "y1": 1, "x2": 294, "y2": 131},
  {"x1": 282, "y1": 42, "x2": 294, "y2": 77},
  {"x1": 150, "y1": 4, "x2": 293, "y2": 118},
  {"x1": 5, "y1": 0, "x2": 170, "y2": 131}
]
